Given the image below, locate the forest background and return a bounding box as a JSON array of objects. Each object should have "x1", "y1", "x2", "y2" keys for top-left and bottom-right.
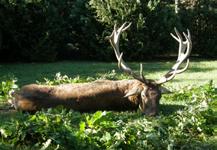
[{"x1": 0, "y1": 0, "x2": 216, "y2": 62}]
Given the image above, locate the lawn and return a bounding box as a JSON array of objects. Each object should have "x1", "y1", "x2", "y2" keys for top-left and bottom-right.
[
  {"x1": 0, "y1": 59, "x2": 214, "y2": 111},
  {"x1": 0, "y1": 59, "x2": 217, "y2": 87},
  {"x1": 0, "y1": 59, "x2": 217, "y2": 149}
]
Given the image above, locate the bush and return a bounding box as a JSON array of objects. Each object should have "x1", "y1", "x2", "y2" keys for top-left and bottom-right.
[
  {"x1": 0, "y1": 80, "x2": 216, "y2": 149},
  {"x1": 0, "y1": 0, "x2": 58, "y2": 62},
  {"x1": 0, "y1": 74, "x2": 216, "y2": 149},
  {"x1": 0, "y1": 0, "x2": 103, "y2": 62},
  {"x1": 180, "y1": 0, "x2": 217, "y2": 58},
  {"x1": 89, "y1": 0, "x2": 185, "y2": 60},
  {"x1": 0, "y1": 78, "x2": 18, "y2": 102},
  {"x1": 0, "y1": 0, "x2": 216, "y2": 61}
]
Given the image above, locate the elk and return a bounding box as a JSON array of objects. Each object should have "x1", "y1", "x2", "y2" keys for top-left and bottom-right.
[{"x1": 10, "y1": 23, "x2": 192, "y2": 116}]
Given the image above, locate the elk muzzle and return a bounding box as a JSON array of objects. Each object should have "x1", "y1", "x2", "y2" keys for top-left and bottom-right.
[{"x1": 139, "y1": 86, "x2": 161, "y2": 116}]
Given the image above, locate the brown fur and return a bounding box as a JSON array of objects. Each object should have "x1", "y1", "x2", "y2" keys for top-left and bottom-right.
[{"x1": 13, "y1": 79, "x2": 155, "y2": 113}]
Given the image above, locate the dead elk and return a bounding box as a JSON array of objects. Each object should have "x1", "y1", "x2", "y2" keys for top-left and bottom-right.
[{"x1": 11, "y1": 23, "x2": 192, "y2": 116}]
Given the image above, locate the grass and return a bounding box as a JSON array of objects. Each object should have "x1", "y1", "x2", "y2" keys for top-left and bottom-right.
[
  {"x1": 0, "y1": 59, "x2": 216, "y2": 113},
  {"x1": 0, "y1": 59, "x2": 216, "y2": 116},
  {"x1": 0, "y1": 59, "x2": 216, "y2": 112},
  {"x1": 0, "y1": 59, "x2": 217, "y2": 149},
  {"x1": 0, "y1": 59, "x2": 217, "y2": 88}
]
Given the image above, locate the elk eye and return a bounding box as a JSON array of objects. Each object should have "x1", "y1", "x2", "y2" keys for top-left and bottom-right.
[
  {"x1": 141, "y1": 92, "x2": 146, "y2": 98},
  {"x1": 150, "y1": 91, "x2": 157, "y2": 96}
]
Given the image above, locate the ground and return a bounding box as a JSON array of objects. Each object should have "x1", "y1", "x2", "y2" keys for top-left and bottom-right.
[{"x1": 0, "y1": 59, "x2": 216, "y2": 149}]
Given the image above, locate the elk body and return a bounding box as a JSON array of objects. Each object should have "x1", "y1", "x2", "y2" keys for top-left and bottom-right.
[
  {"x1": 12, "y1": 79, "x2": 161, "y2": 115},
  {"x1": 11, "y1": 23, "x2": 192, "y2": 116}
]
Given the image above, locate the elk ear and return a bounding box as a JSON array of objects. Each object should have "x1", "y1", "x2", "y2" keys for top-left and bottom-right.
[
  {"x1": 124, "y1": 86, "x2": 143, "y2": 97},
  {"x1": 159, "y1": 86, "x2": 172, "y2": 94}
]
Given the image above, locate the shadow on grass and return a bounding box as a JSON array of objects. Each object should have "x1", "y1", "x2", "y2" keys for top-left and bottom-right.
[
  {"x1": 1, "y1": 61, "x2": 217, "y2": 86},
  {"x1": 173, "y1": 78, "x2": 213, "y2": 83},
  {"x1": 120, "y1": 62, "x2": 216, "y2": 75},
  {"x1": 160, "y1": 103, "x2": 185, "y2": 115},
  {"x1": 0, "y1": 102, "x2": 19, "y2": 122}
]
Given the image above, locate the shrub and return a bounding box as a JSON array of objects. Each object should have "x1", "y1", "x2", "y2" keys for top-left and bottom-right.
[
  {"x1": 89, "y1": 0, "x2": 183, "y2": 60},
  {"x1": 0, "y1": 74, "x2": 216, "y2": 149},
  {"x1": 0, "y1": 0, "x2": 103, "y2": 62},
  {"x1": 0, "y1": 0, "x2": 216, "y2": 61},
  {"x1": 0, "y1": 77, "x2": 18, "y2": 102},
  {"x1": 0, "y1": 82, "x2": 216, "y2": 149},
  {"x1": 180, "y1": 0, "x2": 217, "y2": 58},
  {"x1": 0, "y1": 0, "x2": 58, "y2": 62}
]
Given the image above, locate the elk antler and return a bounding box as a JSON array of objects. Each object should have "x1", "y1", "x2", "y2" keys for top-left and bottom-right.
[
  {"x1": 155, "y1": 28, "x2": 192, "y2": 84},
  {"x1": 106, "y1": 22, "x2": 148, "y2": 84}
]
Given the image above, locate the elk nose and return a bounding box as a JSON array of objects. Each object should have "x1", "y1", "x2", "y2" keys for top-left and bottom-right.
[
  {"x1": 143, "y1": 111, "x2": 158, "y2": 116},
  {"x1": 149, "y1": 112, "x2": 158, "y2": 116}
]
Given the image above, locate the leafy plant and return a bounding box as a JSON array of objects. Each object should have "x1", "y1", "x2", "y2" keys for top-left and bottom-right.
[
  {"x1": 37, "y1": 70, "x2": 125, "y2": 86},
  {"x1": 37, "y1": 72, "x2": 89, "y2": 85},
  {"x1": 0, "y1": 79, "x2": 216, "y2": 149},
  {"x1": 0, "y1": 78, "x2": 18, "y2": 101},
  {"x1": 180, "y1": 0, "x2": 217, "y2": 58},
  {"x1": 0, "y1": 0, "x2": 102, "y2": 62},
  {"x1": 90, "y1": 0, "x2": 152, "y2": 59}
]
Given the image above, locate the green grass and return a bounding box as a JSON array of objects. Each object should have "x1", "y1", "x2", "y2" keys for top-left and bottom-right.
[
  {"x1": 0, "y1": 59, "x2": 216, "y2": 111},
  {"x1": 0, "y1": 59, "x2": 216, "y2": 117},
  {"x1": 0, "y1": 59, "x2": 217, "y2": 87},
  {"x1": 0, "y1": 60, "x2": 217, "y2": 149}
]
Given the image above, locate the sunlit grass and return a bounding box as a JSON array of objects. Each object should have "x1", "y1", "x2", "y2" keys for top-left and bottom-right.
[
  {"x1": 0, "y1": 60, "x2": 217, "y2": 149},
  {"x1": 0, "y1": 59, "x2": 216, "y2": 88}
]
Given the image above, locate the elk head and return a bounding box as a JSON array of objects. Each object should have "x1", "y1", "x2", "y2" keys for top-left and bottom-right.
[{"x1": 107, "y1": 22, "x2": 192, "y2": 116}]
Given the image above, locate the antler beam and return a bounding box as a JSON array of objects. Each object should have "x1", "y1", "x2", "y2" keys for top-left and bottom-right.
[
  {"x1": 156, "y1": 28, "x2": 192, "y2": 84},
  {"x1": 106, "y1": 22, "x2": 148, "y2": 83}
]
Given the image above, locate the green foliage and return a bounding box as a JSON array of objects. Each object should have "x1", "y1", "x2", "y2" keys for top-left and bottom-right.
[
  {"x1": 0, "y1": 0, "x2": 102, "y2": 62},
  {"x1": 180, "y1": 0, "x2": 217, "y2": 58},
  {"x1": 0, "y1": 78, "x2": 18, "y2": 101},
  {"x1": 89, "y1": 0, "x2": 181, "y2": 60},
  {"x1": 164, "y1": 80, "x2": 217, "y2": 102},
  {"x1": 89, "y1": 0, "x2": 158, "y2": 26},
  {"x1": 37, "y1": 72, "x2": 89, "y2": 85},
  {"x1": 0, "y1": 0, "x2": 217, "y2": 61},
  {"x1": 37, "y1": 70, "x2": 126, "y2": 86},
  {"x1": 0, "y1": 76, "x2": 216, "y2": 149},
  {"x1": 0, "y1": 0, "x2": 58, "y2": 61}
]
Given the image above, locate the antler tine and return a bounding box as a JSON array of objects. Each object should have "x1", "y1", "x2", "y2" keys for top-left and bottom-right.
[
  {"x1": 169, "y1": 30, "x2": 192, "y2": 75},
  {"x1": 183, "y1": 31, "x2": 192, "y2": 56},
  {"x1": 122, "y1": 22, "x2": 132, "y2": 31},
  {"x1": 139, "y1": 63, "x2": 146, "y2": 81},
  {"x1": 107, "y1": 22, "x2": 147, "y2": 83},
  {"x1": 156, "y1": 28, "x2": 192, "y2": 84},
  {"x1": 174, "y1": 28, "x2": 185, "y2": 59},
  {"x1": 170, "y1": 27, "x2": 182, "y2": 42},
  {"x1": 170, "y1": 32, "x2": 179, "y2": 42},
  {"x1": 170, "y1": 29, "x2": 191, "y2": 75}
]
